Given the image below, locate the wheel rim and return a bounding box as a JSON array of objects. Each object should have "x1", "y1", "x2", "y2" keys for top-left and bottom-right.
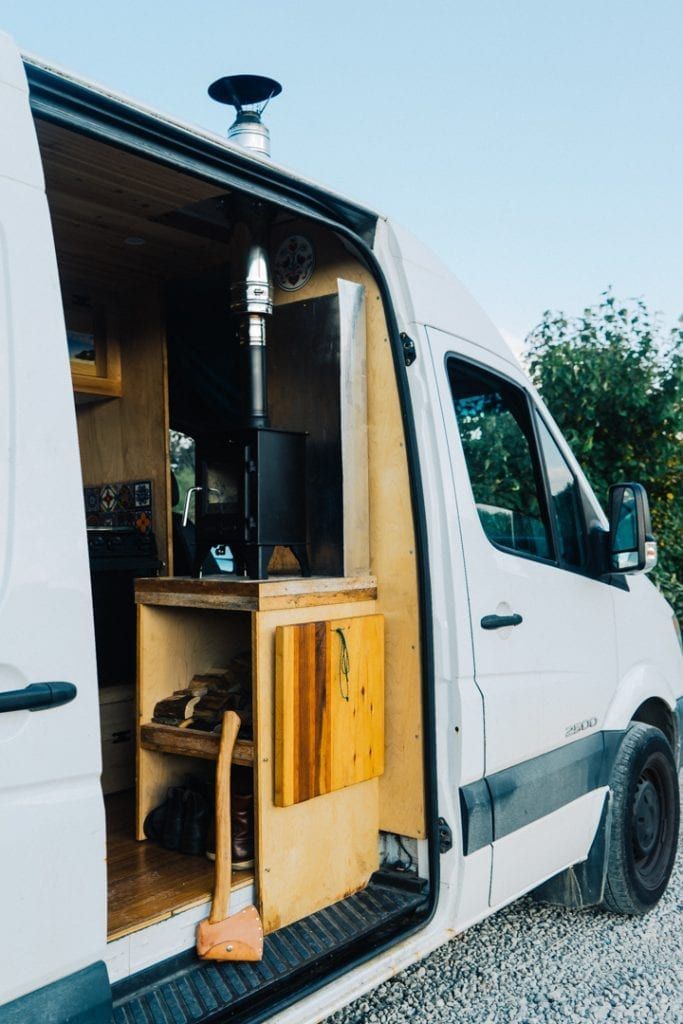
[{"x1": 630, "y1": 753, "x2": 675, "y2": 891}]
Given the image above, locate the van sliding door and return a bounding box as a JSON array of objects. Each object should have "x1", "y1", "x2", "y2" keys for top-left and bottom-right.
[{"x1": 0, "y1": 34, "x2": 107, "y2": 1012}]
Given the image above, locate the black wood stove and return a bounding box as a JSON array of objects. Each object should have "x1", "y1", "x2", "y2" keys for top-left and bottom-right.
[
  {"x1": 194, "y1": 427, "x2": 308, "y2": 578},
  {"x1": 189, "y1": 199, "x2": 308, "y2": 579}
]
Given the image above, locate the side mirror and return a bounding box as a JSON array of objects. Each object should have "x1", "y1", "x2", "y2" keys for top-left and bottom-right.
[{"x1": 607, "y1": 482, "x2": 657, "y2": 574}]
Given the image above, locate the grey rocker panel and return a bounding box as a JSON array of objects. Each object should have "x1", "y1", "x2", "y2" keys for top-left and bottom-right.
[
  {"x1": 460, "y1": 730, "x2": 625, "y2": 855},
  {"x1": 0, "y1": 962, "x2": 111, "y2": 1024}
]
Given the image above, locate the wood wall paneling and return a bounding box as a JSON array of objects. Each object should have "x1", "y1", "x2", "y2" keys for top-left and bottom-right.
[
  {"x1": 75, "y1": 287, "x2": 172, "y2": 570},
  {"x1": 37, "y1": 119, "x2": 230, "y2": 288},
  {"x1": 272, "y1": 222, "x2": 426, "y2": 839}
]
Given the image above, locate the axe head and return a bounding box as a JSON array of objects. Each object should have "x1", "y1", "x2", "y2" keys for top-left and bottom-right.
[{"x1": 196, "y1": 905, "x2": 264, "y2": 961}]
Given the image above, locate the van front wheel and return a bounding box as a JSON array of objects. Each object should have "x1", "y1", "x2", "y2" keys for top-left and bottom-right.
[{"x1": 604, "y1": 723, "x2": 679, "y2": 915}]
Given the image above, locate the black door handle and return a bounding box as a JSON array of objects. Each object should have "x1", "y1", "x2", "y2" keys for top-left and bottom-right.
[
  {"x1": 480, "y1": 613, "x2": 523, "y2": 630},
  {"x1": 0, "y1": 682, "x2": 77, "y2": 713}
]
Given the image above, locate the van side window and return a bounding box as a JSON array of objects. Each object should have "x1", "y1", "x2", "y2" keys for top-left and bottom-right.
[
  {"x1": 447, "y1": 358, "x2": 553, "y2": 561},
  {"x1": 534, "y1": 415, "x2": 587, "y2": 569}
]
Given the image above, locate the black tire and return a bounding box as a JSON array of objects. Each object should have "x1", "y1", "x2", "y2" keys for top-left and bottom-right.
[{"x1": 604, "y1": 722, "x2": 680, "y2": 915}]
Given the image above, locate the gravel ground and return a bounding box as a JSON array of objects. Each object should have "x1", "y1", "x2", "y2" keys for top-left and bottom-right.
[{"x1": 326, "y1": 819, "x2": 682, "y2": 1024}]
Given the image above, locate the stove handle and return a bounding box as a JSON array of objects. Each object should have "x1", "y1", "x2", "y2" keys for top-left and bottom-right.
[{"x1": 183, "y1": 486, "x2": 203, "y2": 527}]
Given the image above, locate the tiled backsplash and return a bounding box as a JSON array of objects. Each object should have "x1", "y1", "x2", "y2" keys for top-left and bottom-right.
[{"x1": 85, "y1": 478, "x2": 153, "y2": 533}]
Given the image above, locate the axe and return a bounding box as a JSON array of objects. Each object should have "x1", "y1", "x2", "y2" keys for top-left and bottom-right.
[{"x1": 196, "y1": 710, "x2": 264, "y2": 961}]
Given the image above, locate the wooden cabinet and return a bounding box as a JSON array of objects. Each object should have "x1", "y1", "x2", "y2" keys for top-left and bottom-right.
[
  {"x1": 135, "y1": 575, "x2": 384, "y2": 935},
  {"x1": 65, "y1": 286, "x2": 122, "y2": 400}
]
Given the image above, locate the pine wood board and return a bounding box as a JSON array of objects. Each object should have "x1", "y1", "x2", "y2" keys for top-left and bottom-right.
[
  {"x1": 275, "y1": 615, "x2": 384, "y2": 806},
  {"x1": 135, "y1": 575, "x2": 377, "y2": 612},
  {"x1": 254, "y1": 601, "x2": 380, "y2": 935},
  {"x1": 140, "y1": 722, "x2": 253, "y2": 765},
  {"x1": 273, "y1": 224, "x2": 426, "y2": 839},
  {"x1": 75, "y1": 286, "x2": 172, "y2": 571}
]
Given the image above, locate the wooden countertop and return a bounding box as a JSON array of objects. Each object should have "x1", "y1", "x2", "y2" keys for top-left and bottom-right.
[{"x1": 135, "y1": 574, "x2": 378, "y2": 612}]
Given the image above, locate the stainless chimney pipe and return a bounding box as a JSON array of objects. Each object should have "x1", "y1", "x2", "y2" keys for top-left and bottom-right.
[
  {"x1": 208, "y1": 75, "x2": 282, "y2": 160},
  {"x1": 229, "y1": 210, "x2": 273, "y2": 428},
  {"x1": 228, "y1": 110, "x2": 271, "y2": 158}
]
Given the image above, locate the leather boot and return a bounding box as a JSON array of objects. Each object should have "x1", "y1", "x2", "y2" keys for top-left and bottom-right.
[
  {"x1": 206, "y1": 770, "x2": 255, "y2": 870},
  {"x1": 231, "y1": 790, "x2": 254, "y2": 870}
]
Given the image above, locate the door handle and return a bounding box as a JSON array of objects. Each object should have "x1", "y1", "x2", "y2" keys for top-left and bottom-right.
[
  {"x1": 0, "y1": 682, "x2": 77, "y2": 713},
  {"x1": 480, "y1": 613, "x2": 523, "y2": 630}
]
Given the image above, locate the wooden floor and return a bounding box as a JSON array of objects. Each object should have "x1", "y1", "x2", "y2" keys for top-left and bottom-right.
[{"x1": 106, "y1": 790, "x2": 253, "y2": 941}]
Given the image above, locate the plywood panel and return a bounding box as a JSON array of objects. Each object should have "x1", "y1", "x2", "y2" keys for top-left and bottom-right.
[
  {"x1": 135, "y1": 574, "x2": 377, "y2": 611},
  {"x1": 136, "y1": 604, "x2": 251, "y2": 837},
  {"x1": 36, "y1": 120, "x2": 226, "y2": 216},
  {"x1": 275, "y1": 615, "x2": 384, "y2": 805},
  {"x1": 255, "y1": 601, "x2": 380, "y2": 934},
  {"x1": 36, "y1": 121, "x2": 232, "y2": 288},
  {"x1": 75, "y1": 286, "x2": 172, "y2": 569},
  {"x1": 273, "y1": 222, "x2": 425, "y2": 839}
]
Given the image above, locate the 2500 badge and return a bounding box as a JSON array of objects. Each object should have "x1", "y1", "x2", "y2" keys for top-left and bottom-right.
[{"x1": 565, "y1": 716, "x2": 598, "y2": 738}]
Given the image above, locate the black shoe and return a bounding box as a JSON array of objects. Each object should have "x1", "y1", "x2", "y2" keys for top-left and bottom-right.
[
  {"x1": 143, "y1": 801, "x2": 167, "y2": 843},
  {"x1": 179, "y1": 788, "x2": 210, "y2": 855},
  {"x1": 161, "y1": 787, "x2": 184, "y2": 851}
]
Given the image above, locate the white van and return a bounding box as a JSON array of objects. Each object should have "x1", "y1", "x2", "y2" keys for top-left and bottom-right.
[{"x1": 0, "y1": 31, "x2": 681, "y2": 1024}]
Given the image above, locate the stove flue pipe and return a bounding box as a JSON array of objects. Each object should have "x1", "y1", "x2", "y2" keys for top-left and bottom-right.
[{"x1": 230, "y1": 207, "x2": 272, "y2": 428}]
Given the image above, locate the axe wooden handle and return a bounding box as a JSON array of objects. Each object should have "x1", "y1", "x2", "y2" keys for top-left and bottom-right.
[{"x1": 210, "y1": 710, "x2": 241, "y2": 925}]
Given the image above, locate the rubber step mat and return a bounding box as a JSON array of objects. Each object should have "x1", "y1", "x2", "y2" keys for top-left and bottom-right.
[{"x1": 112, "y1": 877, "x2": 427, "y2": 1024}]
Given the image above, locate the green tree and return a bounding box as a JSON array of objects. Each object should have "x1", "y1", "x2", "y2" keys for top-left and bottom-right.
[
  {"x1": 526, "y1": 291, "x2": 683, "y2": 620},
  {"x1": 169, "y1": 429, "x2": 195, "y2": 512}
]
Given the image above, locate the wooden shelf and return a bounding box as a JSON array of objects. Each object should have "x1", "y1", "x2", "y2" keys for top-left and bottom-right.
[
  {"x1": 140, "y1": 723, "x2": 253, "y2": 765},
  {"x1": 72, "y1": 372, "x2": 122, "y2": 399},
  {"x1": 135, "y1": 574, "x2": 378, "y2": 612}
]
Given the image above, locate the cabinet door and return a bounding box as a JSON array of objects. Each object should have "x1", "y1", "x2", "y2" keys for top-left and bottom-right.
[
  {"x1": 275, "y1": 614, "x2": 384, "y2": 805},
  {"x1": 0, "y1": 36, "x2": 106, "y2": 1007}
]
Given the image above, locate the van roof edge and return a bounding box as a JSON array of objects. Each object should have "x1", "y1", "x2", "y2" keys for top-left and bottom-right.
[{"x1": 21, "y1": 50, "x2": 382, "y2": 244}]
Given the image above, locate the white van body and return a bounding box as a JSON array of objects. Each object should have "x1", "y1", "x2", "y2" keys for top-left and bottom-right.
[{"x1": 0, "y1": 31, "x2": 681, "y2": 1024}]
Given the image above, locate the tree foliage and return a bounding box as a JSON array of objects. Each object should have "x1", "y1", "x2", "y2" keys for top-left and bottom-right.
[
  {"x1": 169, "y1": 429, "x2": 195, "y2": 512},
  {"x1": 526, "y1": 291, "x2": 683, "y2": 619}
]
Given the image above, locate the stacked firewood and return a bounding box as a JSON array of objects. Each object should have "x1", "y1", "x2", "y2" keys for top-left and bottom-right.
[{"x1": 152, "y1": 652, "x2": 252, "y2": 739}]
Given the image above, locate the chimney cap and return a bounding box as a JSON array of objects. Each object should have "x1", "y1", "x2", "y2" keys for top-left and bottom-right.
[{"x1": 208, "y1": 75, "x2": 282, "y2": 112}]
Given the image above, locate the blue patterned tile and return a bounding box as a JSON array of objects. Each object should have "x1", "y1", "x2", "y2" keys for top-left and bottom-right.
[
  {"x1": 85, "y1": 487, "x2": 100, "y2": 513},
  {"x1": 118, "y1": 483, "x2": 134, "y2": 510},
  {"x1": 134, "y1": 480, "x2": 151, "y2": 508},
  {"x1": 100, "y1": 483, "x2": 118, "y2": 513},
  {"x1": 135, "y1": 510, "x2": 152, "y2": 534}
]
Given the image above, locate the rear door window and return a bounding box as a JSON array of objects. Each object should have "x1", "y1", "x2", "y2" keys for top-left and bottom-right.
[{"x1": 447, "y1": 358, "x2": 553, "y2": 561}]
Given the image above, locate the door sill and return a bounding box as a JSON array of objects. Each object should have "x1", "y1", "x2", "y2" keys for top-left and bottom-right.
[{"x1": 112, "y1": 875, "x2": 428, "y2": 1022}]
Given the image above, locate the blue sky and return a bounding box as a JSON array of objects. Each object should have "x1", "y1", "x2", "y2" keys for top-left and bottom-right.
[{"x1": 3, "y1": 1, "x2": 681, "y2": 351}]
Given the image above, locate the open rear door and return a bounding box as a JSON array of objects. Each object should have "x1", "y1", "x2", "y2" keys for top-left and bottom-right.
[{"x1": 0, "y1": 33, "x2": 108, "y2": 1017}]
